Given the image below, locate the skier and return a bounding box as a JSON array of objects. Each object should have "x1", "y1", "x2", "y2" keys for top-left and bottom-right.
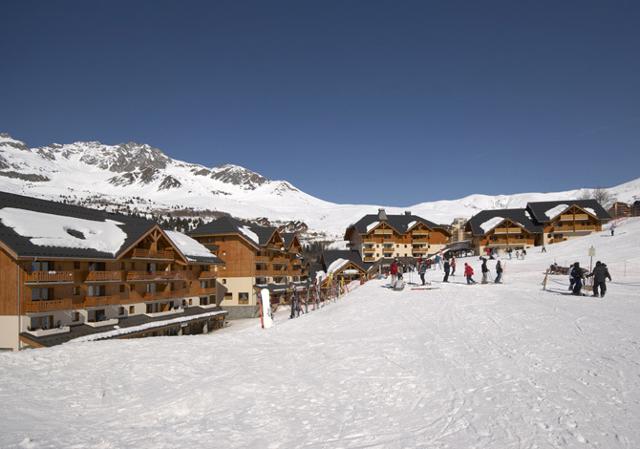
[
  {"x1": 464, "y1": 263, "x2": 476, "y2": 284},
  {"x1": 522, "y1": 248, "x2": 527, "y2": 259},
  {"x1": 507, "y1": 247, "x2": 513, "y2": 260},
  {"x1": 418, "y1": 259, "x2": 427, "y2": 286},
  {"x1": 450, "y1": 256, "x2": 456, "y2": 276},
  {"x1": 570, "y1": 262, "x2": 585, "y2": 296},
  {"x1": 434, "y1": 253, "x2": 442, "y2": 270},
  {"x1": 390, "y1": 258, "x2": 399, "y2": 285},
  {"x1": 495, "y1": 260, "x2": 503, "y2": 283},
  {"x1": 611, "y1": 222, "x2": 616, "y2": 236},
  {"x1": 443, "y1": 258, "x2": 450, "y2": 283},
  {"x1": 587, "y1": 261, "x2": 612, "y2": 298},
  {"x1": 480, "y1": 257, "x2": 489, "y2": 284},
  {"x1": 541, "y1": 246, "x2": 547, "y2": 253}
]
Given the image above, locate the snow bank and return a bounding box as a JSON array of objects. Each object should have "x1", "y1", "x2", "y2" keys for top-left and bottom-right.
[
  {"x1": 479, "y1": 216, "x2": 505, "y2": 233},
  {"x1": 164, "y1": 230, "x2": 215, "y2": 260},
  {"x1": 545, "y1": 203, "x2": 569, "y2": 219},
  {"x1": 239, "y1": 225, "x2": 259, "y2": 244},
  {"x1": 0, "y1": 207, "x2": 126, "y2": 255}
]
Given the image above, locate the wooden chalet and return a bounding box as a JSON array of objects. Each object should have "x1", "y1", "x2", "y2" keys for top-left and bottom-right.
[
  {"x1": 190, "y1": 217, "x2": 307, "y2": 317},
  {"x1": 316, "y1": 250, "x2": 369, "y2": 293},
  {"x1": 344, "y1": 209, "x2": 451, "y2": 263},
  {"x1": 526, "y1": 200, "x2": 610, "y2": 245},
  {"x1": 0, "y1": 192, "x2": 226, "y2": 351},
  {"x1": 608, "y1": 202, "x2": 631, "y2": 218},
  {"x1": 464, "y1": 199, "x2": 611, "y2": 254},
  {"x1": 465, "y1": 209, "x2": 542, "y2": 254}
]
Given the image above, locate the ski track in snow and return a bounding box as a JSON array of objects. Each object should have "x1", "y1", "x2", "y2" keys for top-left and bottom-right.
[{"x1": 1, "y1": 220, "x2": 640, "y2": 449}]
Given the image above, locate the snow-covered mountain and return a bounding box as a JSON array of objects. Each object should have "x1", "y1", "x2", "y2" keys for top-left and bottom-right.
[{"x1": 1, "y1": 132, "x2": 639, "y2": 240}]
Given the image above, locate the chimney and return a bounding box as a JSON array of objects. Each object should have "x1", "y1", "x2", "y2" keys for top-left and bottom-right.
[
  {"x1": 404, "y1": 211, "x2": 412, "y2": 216},
  {"x1": 378, "y1": 208, "x2": 387, "y2": 221}
]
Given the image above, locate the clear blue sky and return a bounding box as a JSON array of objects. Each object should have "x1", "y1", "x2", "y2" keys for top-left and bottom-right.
[{"x1": 1, "y1": 0, "x2": 638, "y2": 205}]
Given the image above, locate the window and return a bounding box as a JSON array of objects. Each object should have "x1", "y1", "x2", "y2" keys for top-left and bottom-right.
[
  {"x1": 224, "y1": 293, "x2": 232, "y2": 301},
  {"x1": 73, "y1": 262, "x2": 80, "y2": 270},
  {"x1": 222, "y1": 279, "x2": 227, "y2": 285},
  {"x1": 146, "y1": 283, "x2": 156, "y2": 294},
  {"x1": 188, "y1": 298, "x2": 193, "y2": 305},
  {"x1": 31, "y1": 261, "x2": 52, "y2": 272},
  {"x1": 119, "y1": 284, "x2": 125, "y2": 293},
  {"x1": 88, "y1": 285, "x2": 105, "y2": 297},
  {"x1": 199, "y1": 296, "x2": 208, "y2": 306},
  {"x1": 129, "y1": 305, "x2": 135, "y2": 314},
  {"x1": 118, "y1": 307, "x2": 125, "y2": 316},
  {"x1": 239, "y1": 292, "x2": 249, "y2": 305},
  {"x1": 73, "y1": 286, "x2": 80, "y2": 296},
  {"x1": 72, "y1": 312, "x2": 80, "y2": 322},
  {"x1": 31, "y1": 288, "x2": 50, "y2": 301}
]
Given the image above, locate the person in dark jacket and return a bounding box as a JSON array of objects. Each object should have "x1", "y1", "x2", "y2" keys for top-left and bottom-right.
[
  {"x1": 495, "y1": 260, "x2": 503, "y2": 283},
  {"x1": 480, "y1": 257, "x2": 489, "y2": 284},
  {"x1": 443, "y1": 259, "x2": 450, "y2": 283},
  {"x1": 570, "y1": 262, "x2": 585, "y2": 296},
  {"x1": 450, "y1": 256, "x2": 456, "y2": 276},
  {"x1": 587, "y1": 261, "x2": 612, "y2": 298},
  {"x1": 418, "y1": 259, "x2": 427, "y2": 286}
]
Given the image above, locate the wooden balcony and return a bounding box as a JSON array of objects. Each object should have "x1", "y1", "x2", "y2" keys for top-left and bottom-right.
[
  {"x1": 272, "y1": 257, "x2": 288, "y2": 265},
  {"x1": 85, "y1": 271, "x2": 124, "y2": 283},
  {"x1": 255, "y1": 256, "x2": 270, "y2": 263},
  {"x1": 412, "y1": 231, "x2": 430, "y2": 236},
  {"x1": 142, "y1": 289, "x2": 190, "y2": 300},
  {"x1": 131, "y1": 248, "x2": 175, "y2": 260},
  {"x1": 84, "y1": 294, "x2": 132, "y2": 308},
  {"x1": 22, "y1": 297, "x2": 81, "y2": 313},
  {"x1": 25, "y1": 271, "x2": 75, "y2": 284},
  {"x1": 190, "y1": 286, "x2": 217, "y2": 296},
  {"x1": 198, "y1": 271, "x2": 217, "y2": 280},
  {"x1": 126, "y1": 271, "x2": 192, "y2": 282}
]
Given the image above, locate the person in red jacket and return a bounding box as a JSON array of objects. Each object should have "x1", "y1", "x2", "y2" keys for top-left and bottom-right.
[
  {"x1": 390, "y1": 259, "x2": 399, "y2": 285},
  {"x1": 464, "y1": 263, "x2": 476, "y2": 285}
]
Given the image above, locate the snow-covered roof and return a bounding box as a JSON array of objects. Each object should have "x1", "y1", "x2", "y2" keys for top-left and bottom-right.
[
  {"x1": 584, "y1": 207, "x2": 596, "y2": 216},
  {"x1": 326, "y1": 258, "x2": 350, "y2": 275},
  {"x1": 544, "y1": 204, "x2": 569, "y2": 219},
  {"x1": 239, "y1": 225, "x2": 259, "y2": 244},
  {"x1": 164, "y1": 230, "x2": 222, "y2": 264},
  {"x1": 479, "y1": 217, "x2": 505, "y2": 233},
  {"x1": 366, "y1": 221, "x2": 380, "y2": 233},
  {"x1": 0, "y1": 207, "x2": 127, "y2": 255}
]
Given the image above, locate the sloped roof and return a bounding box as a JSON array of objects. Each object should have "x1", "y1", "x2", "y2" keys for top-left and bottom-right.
[
  {"x1": 0, "y1": 191, "x2": 156, "y2": 259},
  {"x1": 320, "y1": 250, "x2": 370, "y2": 272},
  {"x1": 281, "y1": 232, "x2": 300, "y2": 249},
  {"x1": 526, "y1": 200, "x2": 611, "y2": 223},
  {"x1": 466, "y1": 208, "x2": 543, "y2": 236},
  {"x1": 347, "y1": 213, "x2": 448, "y2": 236},
  {"x1": 190, "y1": 216, "x2": 278, "y2": 247},
  {"x1": 163, "y1": 230, "x2": 224, "y2": 265}
]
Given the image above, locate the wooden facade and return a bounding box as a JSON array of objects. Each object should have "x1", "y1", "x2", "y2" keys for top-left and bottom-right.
[
  {"x1": 542, "y1": 205, "x2": 603, "y2": 244},
  {"x1": 346, "y1": 212, "x2": 451, "y2": 263},
  {"x1": 0, "y1": 225, "x2": 224, "y2": 350},
  {"x1": 191, "y1": 228, "x2": 306, "y2": 308},
  {"x1": 472, "y1": 218, "x2": 538, "y2": 251}
]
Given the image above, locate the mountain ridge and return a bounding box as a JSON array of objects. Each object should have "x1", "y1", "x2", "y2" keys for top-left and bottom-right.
[{"x1": 1, "y1": 132, "x2": 638, "y2": 239}]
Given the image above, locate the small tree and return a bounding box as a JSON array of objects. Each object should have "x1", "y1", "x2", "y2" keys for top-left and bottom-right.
[{"x1": 580, "y1": 187, "x2": 616, "y2": 207}]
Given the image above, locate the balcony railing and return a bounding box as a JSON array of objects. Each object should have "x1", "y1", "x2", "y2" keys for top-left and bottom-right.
[
  {"x1": 142, "y1": 289, "x2": 190, "y2": 300},
  {"x1": 25, "y1": 271, "x2": 75, "y2": 284},
  {"x1": 126, "y1": 271, "x2": 192, "y2": 282},
  {"x1": 22, "y1": 298, "x2": 79, "y2": 313},
  {"x1": 85, "y1": 271, "x2": 124, "y2": 283},
  {"x1": 131, "y1": 248, "x2": 175, "y2": 260},
  {"x1": 198, "y1": 271, "x2": 217, "y2": 280}
]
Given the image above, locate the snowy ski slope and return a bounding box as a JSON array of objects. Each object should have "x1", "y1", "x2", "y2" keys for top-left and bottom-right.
[{"x1": 0, "y1": 219, "x2": 639, "y2": 449}]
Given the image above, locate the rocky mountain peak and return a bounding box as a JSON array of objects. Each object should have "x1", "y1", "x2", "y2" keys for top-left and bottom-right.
[{"x1": 210, "y1": 164, "x2": 268, "y2": 190}]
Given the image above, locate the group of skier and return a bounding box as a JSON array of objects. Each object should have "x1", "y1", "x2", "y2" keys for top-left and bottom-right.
[{"x1": 569, "y1": 261, "x2": 612, "y2": 297}]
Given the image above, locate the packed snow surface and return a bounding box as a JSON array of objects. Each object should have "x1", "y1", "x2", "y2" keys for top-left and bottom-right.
[
  {"x1": 164, "y1": 230, "x2": 215, "y2": 260},
  {"x1": 545, "y1": 204, "x2": 570, "y2": 219},
  {"x1": 0, "y1": 207, "x2": 126, "y2": 255},
  {"x1": 479, "y1": 216, "x2": 505, "y2": 233},
  {"x1": 1, "y1": 218, "x2": 640, "y2": 449},
  {"x1": 238, "y1": 225, "x2": 259, "y2": 244}
]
